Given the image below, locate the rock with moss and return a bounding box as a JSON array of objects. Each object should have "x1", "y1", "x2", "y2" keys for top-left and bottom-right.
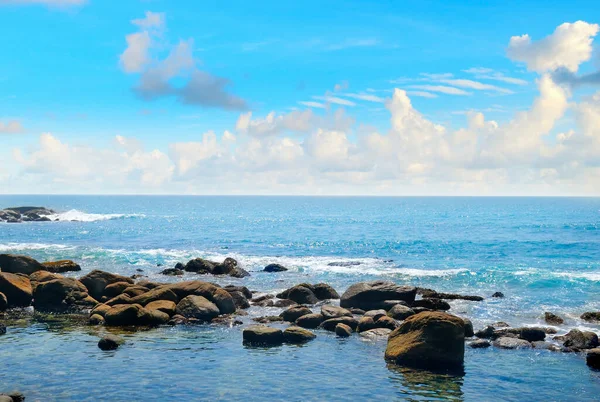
[
  {"x1": 41, "y1": 260, "x2": 81, "y2": 273},
  {"x1": 340, "y1": 281, "x2": 416, "y2": 311},
  {"x1": 0, "y1": 254, "x2": 45, "y2": 275},
  {"x1": 243, "y1": 325, "x2": 284, "y2": 346},
  {"x1": 0, "y1": 272, "x2": 33, "y2": 307},
  {"x1": 283, "y1": 326, "x2": 316, "y2": 343}
]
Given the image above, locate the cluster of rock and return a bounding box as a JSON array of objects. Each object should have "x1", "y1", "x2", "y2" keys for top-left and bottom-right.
[
  {"x1": 0, "y1": 393, "x2": 24, "y2": 402},
  {"x1": 0, "y1": 207, "x2": 55, "y2": 223},
  {"x1": 161, "y1": 257, "x2": 249, "y2": 278}
]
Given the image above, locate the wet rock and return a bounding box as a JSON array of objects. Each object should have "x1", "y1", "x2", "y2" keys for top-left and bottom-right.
[
  {"x1": 175, "y1": 295, "x2": 220, "y2": 322},
  {"x1": 359, "y1": 328, "x2": 392, "y2": 340},
  {"x1": 280, "y1": 306, "x2": 312, "y2": 322},
  {"x1": 340, "y1": 281, "x2": 416, "y2": 311},
  {"x1": 0, "y1": 254, "x2": 45, "y2": 275},
  {"x1": 184, "y1": 258, "x2": 217, "y2": 274},
  {"x1": 532, "y1": 341, "x2": 561, "y2": 351},
  {"x1": 0, "y1": 292, "x2": 7, "y2": 311},
  {"x1": 387, "y1": 304, "x2": 415, "y2": 320},
  {"x1": 493, "y1": 327, "x2": 546, "y2": 342},
  {"x1": 493, "y1": 337, "x2": 532, "y2": 349},
  {"x1": 586, "y1": 348, "x2": 600, "y2": 369},
  {"x1": 272, "y1": 299, "x2": 297, "y2": 308},
  {"x1": 412, "y1": 298, "x2": 451, "y2": 311},
  {"x1": 376, "y1": 316, "x2": 399, "y2": 330},
  {"x1": 251, "y1": 294, "x2": 274, "y2": 305},
  {"x1": 491, "y1": 292, "x2": 505, "y2": 298},
  {"x1": 160, "y1": 268, "x2": 184, "y2": 276},
  {"x1": 562, "y1": 329, "x2": 599, "y2": 351},
  {"x1": 263, "y1": 263, "x2": 288, "y2": 272},
  {"x1": 211, "y1": 288, "x2": 237, "y2": 315},
  {"x1": 356, "y1": 316, "x2": 377, "y2": 333},
  {"x1": 385, "y1": 312, "x2": 465, "y2": 370},
  {"x1": 283, "y1": 326, "x2": 316, "y2": 343},
  {"x1": 475, "y1": 325, "x2": 495, "y2": 339},
  {"x1": 223, "y1": 285, "x2": 252, "y2": 300},
  {"x1": 104, "y1": 304, "x2": 147, "y2": 326},
  {"x1": 284, "y1": 285, "x2": 318, "y2": 305},
  {"x1": 227, "y1": 290, "x2": 250, "y2": 309},
  {"x1": 89, "y1": 314, "x2": 105, "y2": 325},
  {"x1": 581, "y1": 312, "x2": 600, "y2": 322},
  {"x1": 0, "y1": 272, "x2": 33, "y2": 307},
  {"x1": 417, "y1": 288, "x2": 484, "y2": 301},
  {"x1": 102, "y1": 281, "x2": 132, "y2": 299},
  {"x1": 469, "y1": 340, "x2": 491, "y2": 349},
  {"x1": 145, "y1": 300, "x2": 177, "y2": 316},
  {"x1": 33, "y1": 276, "x2": 97, "y2": 312},
  {"x1": 144, "y1": 309, "x2": 170, "y2": 325},
  {"x1": 320, "y1": 316, "x2": 359, "y2": 332},
  {"x1": 544, "y1": 312, "x2": 564, "y2": 325},
  {"x1": 321, "y1": 305, "x2": 352, "y2": 319},
  {"x1": 0, "y1": 323, "x2": 6, "y2": 335},
  {"x1": 129, "y1": 287, "x2": 179, "y2": 306},
  {"x1": 335, "y1": 323, "x2": 352, "y2": 337},
  {"x1": 364, "y1": 309, "x2": 387, "y2": 321},
  {"x1": 295, "y1": 313, "x2": 324, "y2": 329},
  {"x1": 313, "y1": 283, "x2": 340, "y2": 300},
  {"x1": 215, "y1": 258, "x2": 250, "y2": 278},
  {"x1": 41, "y1": 260, "x2": 81, "y2": 273},
  {"x1": 462, "y1": 319, "x2": 474, "y2": 337},
  {"x1": 98, "y1": 334, "x2": 124, "y2": 351},
  {"x1": 253, "y1": 316, "x2": 284, "y2": 324},
  {"x1": 80, "y1": 270, "x2": 134, "y2": 301},
  {"x1": 243, "y1": 325, "x2": 284, "y2": 346}
]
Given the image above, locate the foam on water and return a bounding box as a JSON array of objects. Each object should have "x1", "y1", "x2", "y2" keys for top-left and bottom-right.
[{"x1": 45, "y1": 209, "x2": 144, "y2": 222}]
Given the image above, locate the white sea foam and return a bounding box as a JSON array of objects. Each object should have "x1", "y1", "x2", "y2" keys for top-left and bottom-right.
[
  {"x1": 46, "y1": 209, "x2": 145, "y2": 222},
  {"x1": 554, "y1": 271, "x2": 600, "y2": 281},
  {"x1": 0, "y1": 243, "x2": 76, "y2": 252}
]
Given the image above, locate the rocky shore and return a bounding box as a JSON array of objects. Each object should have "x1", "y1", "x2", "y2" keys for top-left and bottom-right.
[
  {"x1": 0, "y1": 207, "x2": 55, "y2": 223},
  {"x1": 1, "y1": 251, "x2": 600, "y2": 392}
]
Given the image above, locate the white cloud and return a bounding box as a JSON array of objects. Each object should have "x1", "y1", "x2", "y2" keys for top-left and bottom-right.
[
  {"x1": 298, "y1": 101, "x2": 326, "y2": 109},
  {"x1": 313, "y1": 95, "x2": 356, "y2": 106},
  {"x1": 508, "y1": 21, "x2": 599, "y2": 72},
  {"x1": 406, "y1": 91, "x2": 438, "y2": 98},
  {"x1": 132, "y1": 11, "x2": 165, "y2": 30},
  {"x1": 235, "y1": 110, "x2": 314, "y2": 137},
  {"x1": 0, "y1": 120, "x2": 24, "y2": 134},
  {"x1": 342, "y1": 93, "x2": 384, "y2": 103},
  {"x1": 120, "y1": 32, "x2": 152, "y2": 73},
  {"x1": 408, "y1": 85, "x2": 471, "y2": 95},
  {"x1": 438, "y1": 79, "x2": 514, "y2": 94}
]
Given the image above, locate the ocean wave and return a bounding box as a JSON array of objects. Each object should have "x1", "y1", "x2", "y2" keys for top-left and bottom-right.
[
  {"x1": 0, "y1": 243, "x2": 77, "y2": 252},
  {"x1": 46, "y1": 209, "x2": 145, "y2": 222}
]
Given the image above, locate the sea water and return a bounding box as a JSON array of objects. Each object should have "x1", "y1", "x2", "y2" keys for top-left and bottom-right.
[{"x1": 0, "y1": 196, "x2": 599, "y2": 400}]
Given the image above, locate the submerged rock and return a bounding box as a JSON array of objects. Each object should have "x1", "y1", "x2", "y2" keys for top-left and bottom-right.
[
  {"x1": 493, "y1": 337, "x2": 532, "y2": 349},
  {"x1": 359, "y1": 328, "x2": 392, "y2": 340},
  {"x1": 243, "y1": 325, "x2": 284, "y2": 346},
  {"x1": 340, "y1": 281, "x2": 416, "y2": 311},
  {"x1": 469, "y1": 340, "x2": 491, "y2": 349},
  {"x1": 491, "y1": 292, "x2": 505, "y2": 298},
  {"x1": 41, "y1": 260, "x2": 81, "y2": 273},
  {"x1": 586, "y1": 348, "x2": 600, "y2": 369},
  {"x1": 0, "y1": 254, "x2": 45, "y2": 275},
  {"x1": 0, "y1": 272, "x2": 33, "y2": 307},
  {"x1": 283, "y1": 326, "x2": 316, "y2": 343},
  {"x1": 263, "y1": 263, "x2": 288, "y2": 272},
  {"x1": 335, "y1": 323, "x2": 352, "y2": 337},
  {"x1": 544, "y1": 312, "x2": 564, "y2": 325},
  {"x1": 98, "y1": 334, "x2": 124, "y2": 351},
  {"x1": 384, "y1": 311, "x2": 465, "y2": 370}
]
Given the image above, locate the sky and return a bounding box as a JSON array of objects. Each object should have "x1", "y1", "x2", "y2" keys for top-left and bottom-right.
[{"x1": 1, "y1": 0, "x2": 600, "y2": 195}]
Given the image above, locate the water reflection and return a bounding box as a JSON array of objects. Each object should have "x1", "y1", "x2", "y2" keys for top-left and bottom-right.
[{"x1": 387, "y1": 364, "x2": 464, "y2": 401}]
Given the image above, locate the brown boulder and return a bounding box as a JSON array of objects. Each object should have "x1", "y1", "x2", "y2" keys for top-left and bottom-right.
[
  {"x1": 129, "y1": 287, "x2": 179, "y2": 306},
  {"x1": 79, "y1": 270, "x2": 134, "y2": 301},
  {"x1": 0, "y1": 272, "x2": 33, "y2": 307},
  {"x1": 295, "y1": 313, "x2": 324, "y2": 329},
  {"x1": 41, "y1": 260, "x2": 81, "y2": 273},
  {"x1": 320, "y1": 316, "x2": 359, "y2": 332},
  {"x1": 175, "y1": 295, "x2": 220, "y2": 321},
  {"x1": 340, "y1": 281, "x2": 416, "y2": 310},
  {"x1": 102, "y1": 281, "x2": 132, "y2": 299},
  {"x1": 243, "y1": 325, "x2": 284, "y2": 346},
  {"x1": 145, "y1": 300, "x2": 177, "y2": 316},
  {"x1": 283, "y1": 326, "x2": 316, "y2": 343},
  {"x1": 544, "y1": 312, "x2": 564, "y2": 325},
  {"x1": 280, "y1": 306, "x2": 312, "y2": 322},
  {"x1": 0, "y1": 254, "x2": 45, "y2": 275},
  {"x1": 321, "y1": 305, "x2": 352, "y2": 319},
  {"x1": 335, "y1": 323, "x2": 352, "y2": 337},
  {"x1": 33, "y1": 277, "x2": 97, "y2": 312},
  {"x1": 104, "y1": 304, "x2": 146, "y2": 326}
]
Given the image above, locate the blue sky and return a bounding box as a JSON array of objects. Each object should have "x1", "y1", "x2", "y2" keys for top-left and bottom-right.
[{"x1": 1, "y1": 0, "x2": 600, "y2": 195}]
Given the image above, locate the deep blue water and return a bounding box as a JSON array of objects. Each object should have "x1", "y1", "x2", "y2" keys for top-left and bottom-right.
[{"x1": 1, "y1": 196, "x2": 599, "y2": 400}]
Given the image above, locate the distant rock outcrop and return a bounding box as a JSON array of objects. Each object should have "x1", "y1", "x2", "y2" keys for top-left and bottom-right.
[{"x1": 0, "y1": 206, "x2": 54, "y2": 223}]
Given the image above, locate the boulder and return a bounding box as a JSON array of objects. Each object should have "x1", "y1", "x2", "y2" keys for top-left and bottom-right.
[
  {"x1": 90, "y1": 303, "x2": 112, "y2": 317},
  {"x1": 0, "y1": 292, "x2": 6, "y2": 311},
  {"x1": 283, "y1": 326, "x2": 316, "y2": 343},
  {"x1": 144, "y1": 309, "x2": 170, "y2": 325},
  {"x1": 295, "y1": 313, "x2": 325, "y2": 329},
  {"x1": 286, "y1": 285, "x2": 318, "y2": 305},
  {"x1": 33, "y1": 277, "x2": 97, "y2": 312},
  {"x1": 105, "y1": 293, "x2": 132, "y2": 306},
  {"x1": 340, "y1": 281, "x2": 416, "y2": 311},
  {"x1": 313, "y1": 283, "x2": 340, "y2": 300},
  {"x1": 145, "y1": 300, "x2": 177, "y2": 316},
  {"x1": 29, "y1": 270, "x2": 62, "y2": 288},
  {"x1": 581, "y1": 312, "x2": 600, "y2": 322},
  {"x1": 175, "y1": 295, "x2": 220, "y2": 322},
  {"x1": 493, "y1": 337, "x2": 532, "y2": 349},
  {"x1": 79, "y1": 270, "x2": 134, "y2": 301},
  {"x1": 264, "y1": 263, "x2": 288, "y2": 272},
  {"x1": 253, "y1": 316, "x2": 284, "y2": 324},
  {"x1": 335, "y1": 323, "x2": 352, "y2": 337},
  {"x1": 417, "y1": 288, "x2": 484, "y2": 301},
  {"x1": 387, "y1": 304, "x2": 415, "y2": 320},
  {"x1": 243, "y1": 325, "x2": 284, "y2": 346},
  {"x1": 463, "y1": 319, "x2": 474, "y2": 337},
  {"x1": 469, "y1": 340, "x2": 491, "y2": 348},
  {"x1": 491, "y1": 292, "x2": 505, "y2": 298},
  {"x1": 532, "y1": 341, "x2": 561, "y2": 352},
  {"x1": 184, "y1": 258, "x2": 217, "y2": 273},
  {"x1": 359, "y1": 328, "x2": 392, "y2": 340},
  {"x1": 364, "y1": 309, "x2": 386, "y2": 320},
  {"x1": 160, "y1": 280, "x2": 220, "y2": 300},
  {"x1": 104, "y1": 304, "x2": 147, "y2": 326},
  {"x1": 122, "y1": 286, "x2": 148, "y2": 297},
  {"x1": 160, "y1": 268, "x2": 184, "y2": 276},
  {"x1": 562, "y1": 329, "x2": 599, "y2": 351},
  {"x1": 280, "y1": 306, "x2": 312, "y2": 322},
  {"x1": 128, "y1": 287, "x2": 179, "y2": 306},
  {"x1": 98, "y1": 334, "x2": 124, "y2": 351},
  {"x1": 102, "y1": 281, "x2": 132, "y2": 299},
  {"x1": 492, "y1": 327, "x2": 546, "y2": 342},
  {"x1": 357, "y1": 316, "x2": 377, "y2": 333},
  {"x1": 41, "y1": 260, "x2": 81, "y2": 273},
  {"x1": 321, "y1": 305, "x2": 352, "y2": 319},
  {"x1": 223, "y1": 285, "x2": 252, "y2": 299},
  {"x1": 376, "y1": 316, "x2": 399, "y2": 330},
  {"x1": 475, "y1": 325, "x2": 495, "y2": 339},
  {"x1": 89, "y1": 314, "x2": 105, "y2": 325},
  {"x1": 586, "y1": 348, "x2": 600, "y2": 369},
  {"x1": 0, "y1": 272, "x2": 33, "y2": 307},
  {"x1": 210, "y1": 288, "x2": 236, "y2": 315},
  {"x1": 320, "y1": 316, "x2": 358, "y2": 332},
  {"x1": 273, "y1": 299, "x2": 297, "y2": 308},
  {"x1": 384, "y1": 311, "x2": 465, "y2": 370},
  {"x1": 544, "y1": 312, "x2": 564, "y2": 325},
  {"x1": 226, "y1": 290, "x2": 250, "y2": 309},
  {"x1": 412, "y1": 298, "x2": 451, "y2": 311},
  {"x1": 0, "y1": 254, "x2": 45, "y2": 275}
]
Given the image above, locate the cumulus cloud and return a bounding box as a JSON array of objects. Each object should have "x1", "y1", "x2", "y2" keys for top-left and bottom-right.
[{"x1": 0, "y1": 120, "x2": 24, "y2": 134}]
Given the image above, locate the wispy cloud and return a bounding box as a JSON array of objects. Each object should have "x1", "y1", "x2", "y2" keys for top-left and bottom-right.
[
  {"x1": 0, "y1": 120, "x2": 24, "y2": 134},
  {"x1": 298, "y1": 101, "x2": 326, "y2": 109},
  {"x1": 406, "y1": 91, "x2": 438, "y2": 98},
  {"x1": 342, "y1": 93, "x2": 384, "y2": 103},
  {"x1": 438, "y1": 78, "x2": 514, "y2": 94},
  {"x1": 408, "y1": 85, "x2": 471, "y2": 96},
  {"x1": 463, "y1": 67, "x2": 528, "y2": 85},
  {"x1": 326, "y1": 38, "x2": 379, "y2": 51},
  {"x1": 312, "y1": 95, "x2": 356, "y2": 106}
]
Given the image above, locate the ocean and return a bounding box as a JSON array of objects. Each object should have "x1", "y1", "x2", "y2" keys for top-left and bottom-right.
[{"x1": 1, "y1": 195, "x2": 599, "y2": 400}]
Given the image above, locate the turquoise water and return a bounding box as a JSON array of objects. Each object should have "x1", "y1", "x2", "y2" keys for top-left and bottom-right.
[{"x1": 1, "y1": 196, "x2": 600, "y2": 400}]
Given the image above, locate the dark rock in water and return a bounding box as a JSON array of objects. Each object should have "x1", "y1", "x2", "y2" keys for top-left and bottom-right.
[
  {"x1": 0, "y1": 206, "x2": 54, "y2": 223},
  {"x1": 562, "y1": 329, "x2": 599, "y2": 351},
  {"x1": 243, "y1": 325, "x2": 284, "y2": 346},
  {"x1": 475, "y1": 325, "x2": 495, "y2": 339},
  {"x1": 327, "y1": 261, "x2": 361, "y2": 267},
  {"x1": 385, "y1": 311, "x2": 465, "y2": 370},
  {"x1": 544, "y1": 312, "x2": 564, "y2": 325},
  {"x1": 253, "y1": 316, "x2": 284, "y2": 324},
  {"x1": 0, "y1": 323, "x2": 6, "y2": 335},
  {"x1": 356, "y1": 316, "x2": 377, "y2": 333},
  {"x1": 387, "y1": 305, "x2": 415, "y2": 320},
  {"x1": 493, "y1": 337, "x2": 532, "y2": 349},
  {"x1": 286, "y1": 285, "x2": 318, "y2": 305},
  {"x1": 184, "y1": 257, "x2": 250, "y2": 278},
  {"x1": 492, "y1": 321, "x2": 510, "y2": 328},
  {"x1": 283, "y1": 326, "x2": 316, "y2": 343},
  {"x1": 340, "y1": 281, "x2": 416, "y2": 311},
  {"x1": 493, "y1": 327, "x2": 546, "y2": 342},
  {"x1": 321, "y1": 305, "x2": 352, "y2": 319},
  {"x1": 98, "y1": 334, "x2": 124, "y2": 351},
  {"x1": 412, "y1": 307, "x2": 431, "y2": 314},
  {"x1": 176, "y1": 295, "x2": 220, "y2": 322},
  {"x1": 272, "y1": 299, "x2": 297, "y2": 308},
  {"x1": 412, "y1": 298, "x2": 451, "y2": 311},
  {"x1": 174, "y1": 262, "x2": 184, "y2": 270},
  {"x1": 364, "y1": 309, "x2": 388, "y2": 321},
  {"x1": 417, "y1": 288, "x2": 484, "y2": 302},
  {"x1": 0, "y1": 393, "x2": 24, "y2": 402},
  {"x1": 251, "y1": 294, "x2": 274, "y2": 305},
  {"x1": 313, "y1": 283, "x2": 340, "y2": 300},
  {"x1": 335, "y1": 323, "x2": 352, "y2": 337},
  {"x1": 359, "y1": 328, "x2": 393, "y2": 340},
  {"x1": 532, "y1": 341, "x2": 561, "y2": 351},
  {"x1": 135, "y1": 269, "x2": 144, "y2": 273},
  {"x1": 79, "y1": 270, "x2": 134, "y2": 301},
  {"x1": 227, "y1": 290, "x2": 250, "y2": 309},
  {"x1": 320, "y1": 316, "x2": 359, "y2": 332},
  {"x1": 295, "y1": 313, "x2": 324, "y2": 329},
  {"x1": 160, "y1": 268, "x2": 184, "y2": 276},
  {"x1": 41, "y1": 260, "x2": 81, "y2": 273},
  {"x1": 586, "y1": 348, "x2": 600, "y2": 369},
  {"x1": 224, "y1": 285, "x2": 252, "y2": 300},
  {"x1": 263, "y1": 263, "x2": 288, "y2": 272},
  {"x1": 0, "y1": 292, "x2": 7, "y2": 311},
  {"x1": 184, "y1": 258, "x2": 217, "y2": 274},
  {"x1": 463, "y1": 319, "x2": 474, "y2": 337},
  {"x1": 376, "y1": 316, "x2": 399, "y2": 330},
  {"x1": 33, "y1": 276, "x2": 97, "y2": 312},
  {"x1": 491, "y1": 292, "x2": 505, "y2": 298},
  {"x1": 280, "y1": 306, "x2": 312, "y2": 322},
  {"x1": 0, "y1": 254, "x2": 45, "y2": 275},
  {"x1": 469, "y1": 340, "x2": 491, "y2": 349},
  {"x1": 0, "y1": 272, "x2": 33, "y2": 307},
  {"x1": 581, "y1": 312, "x2": 600, "y2": 322}
]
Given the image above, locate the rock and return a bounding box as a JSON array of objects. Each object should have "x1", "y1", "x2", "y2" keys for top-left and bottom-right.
[
  {"x1": 493, "y1": 321, "x2": 510, "y2": 328},
  {"x1": 161, "y1": 268, "x2": 184, "y2": 276},
  {"x1": 41, "y1": 260, "x2": 81, "y2": 273},
  {"x1": 105, "y1": 293, "x2": 132, "y2": 306},
  {"x1": 223, "y1": 285, "x2": 252, "y2": 299},
  {"x1": 90, "y1": 303, "x2": 112, "y2": 317},
  {"x1": 273, "y1": 299, "x2": 298, "y2": 308},
  {"x1": 136, "y1": 280, "x2": 160, "y2": 290},
  {"x1": 89, "y1": 314, "x2": 105, "y2": 325},
  {"x1": 491, "y1": 292, "x2": 505, "y2": 298},
  {"x1": 285, "y1": 285, "x2": 318, "y2": 305},
  {"x1": 0, "y1": 254, "x2": 45, "y2": 275},
  {"x1": 1, "y1": 393, "x2": 24, "y2": 402},
  {"x1": 417, "y1": 288, "x2": 484, "y2": 302},
  {"x1": 335, "y1": 323, "x2": 352, "y2": 337},
  {"x1": 532, "y1": 341, "x2": 561, "y2": 351},
  {"x1": 356, "y1": 317, "x2": 377, "y2": 333},
  {"x1": 0, "y1": 272, "x2": 33, "y2": 307},
  {"x1": 283, "y1": 326, "x2": 316, "y2": 343},
  {"x1": 80, "y1": 270, "x2": 134, "y2": 301},
  {"x1": 328, "y1": 261, "x2": 361, "y2": 267},
  {"x1": 0, "y1": 292, "x2": 7, "y2": 311},
  {"x1": 469, "y1": 340, "x2": 491, "y2": 348},
  {"x1": 128, "y1": 287, "x2": 179, "y2": 306},
  {"x1": 475, "y1": 326, "x2": 495, "y2": 339},
  {"x1": 359, "y1": 328, "x2": 392, "y2": 340},
  {"x1": 586, "y1": 348, "x2": 600, "y2": 369},
  {"x1": 340, "y1": 281, "x2": 416, "y2": 311},
  {"x1": 581, "y1": 312, "x2": 600, "y2": 322},
  {"x1": 160, "y1": 280, "x2": 221, "y2": 301},
  {"x1": 29, "y1": 270, "x2": 62, "y2": 288},
  {"x1": 102, "y1": 281, "x2": 132, "y2": 299},
  {"x1": 387, "y1": 304, "x2": 415, "y2": 320},
  {"x1": 184, "y1": 258, "x2": 217, "y2": 273},
  {"x1": 376, "y1": 316, "x2": 399, "y2": 330},
  {"x1": 320, "y1": 316, "x2": 358, "y2": 332},
  {"x1": 0, "y1": 323, "x2": 6, "y2": 335},
  {"x1": 33, "y1": 277, "x2": 97, "y2": 312},
  {"x1": 175, "y1": 295, "x2": 220, "y2": 322},
  {"x1": 321, "y1": 305, "x2": 352, "y2": 319},
  {"x1": 211, "y1": 288, "x2": 237, "y2": 315},
  {"x1": 144, "y1": 309, "x2": 170, "y2": 325},
  {"x1": 243, "y1": 325, "x2": 284, "y2": 346},
  {"x1": 263, "y1": 263, "x2": 288, "y2": 272},
  {"x1": 385, "y1": 312, "x2": 465, "y2": 370},
  {"x1": 544, "y1": 312, "x2": 564, "y2": 325},
  {"x1": 412, "y1": 298, "x2": 451, "y2": 311},
  {"x1": 122, "y1": 286, "x2": 148, "y2": 297},
  {"x1": 364, "y1": 309, "x2": 387, "y2": 320},
  {"x1": 253, "y1": 316, "x2": 284, "y2": 324},
  {"x1": 463, "y1": 319, "x2": 474, "y2": 337},
  {"x1": 227, "y1": 290, "x2": 250, "y2": 309},
  {"x1": 313, "y1": 283, "x2": 340, "y2": 300},
  {"x1": 174, "y1": 262, "x2": 184, "y2": 270},
  {"x1": 295, "y1": 313, "x2": 325, "y2": 329},
  {"x1": 517, "y1": 328, "x2": 546, "y2": 342},
  {"x1": 349, "y1": 308, "x2": 366, "y2": 315},
  {"x1": 562, "y1": 329, "x2": 599, "y2": 351},
  {"x1": 145, "y1": 300, "x2": 177, "y2": 316},
  {"x1": 104, "y1": 304, "x2": 147, "y2": 326},
  {"x1": 493, "y1": 337, "x2": 532, "y2": 349},
  {"x1": 280, "y1": 306, "x2": 312, "y2": 322},
  {"x1": 98, "y1": 334, "x2": 124, "y2": 351}
]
